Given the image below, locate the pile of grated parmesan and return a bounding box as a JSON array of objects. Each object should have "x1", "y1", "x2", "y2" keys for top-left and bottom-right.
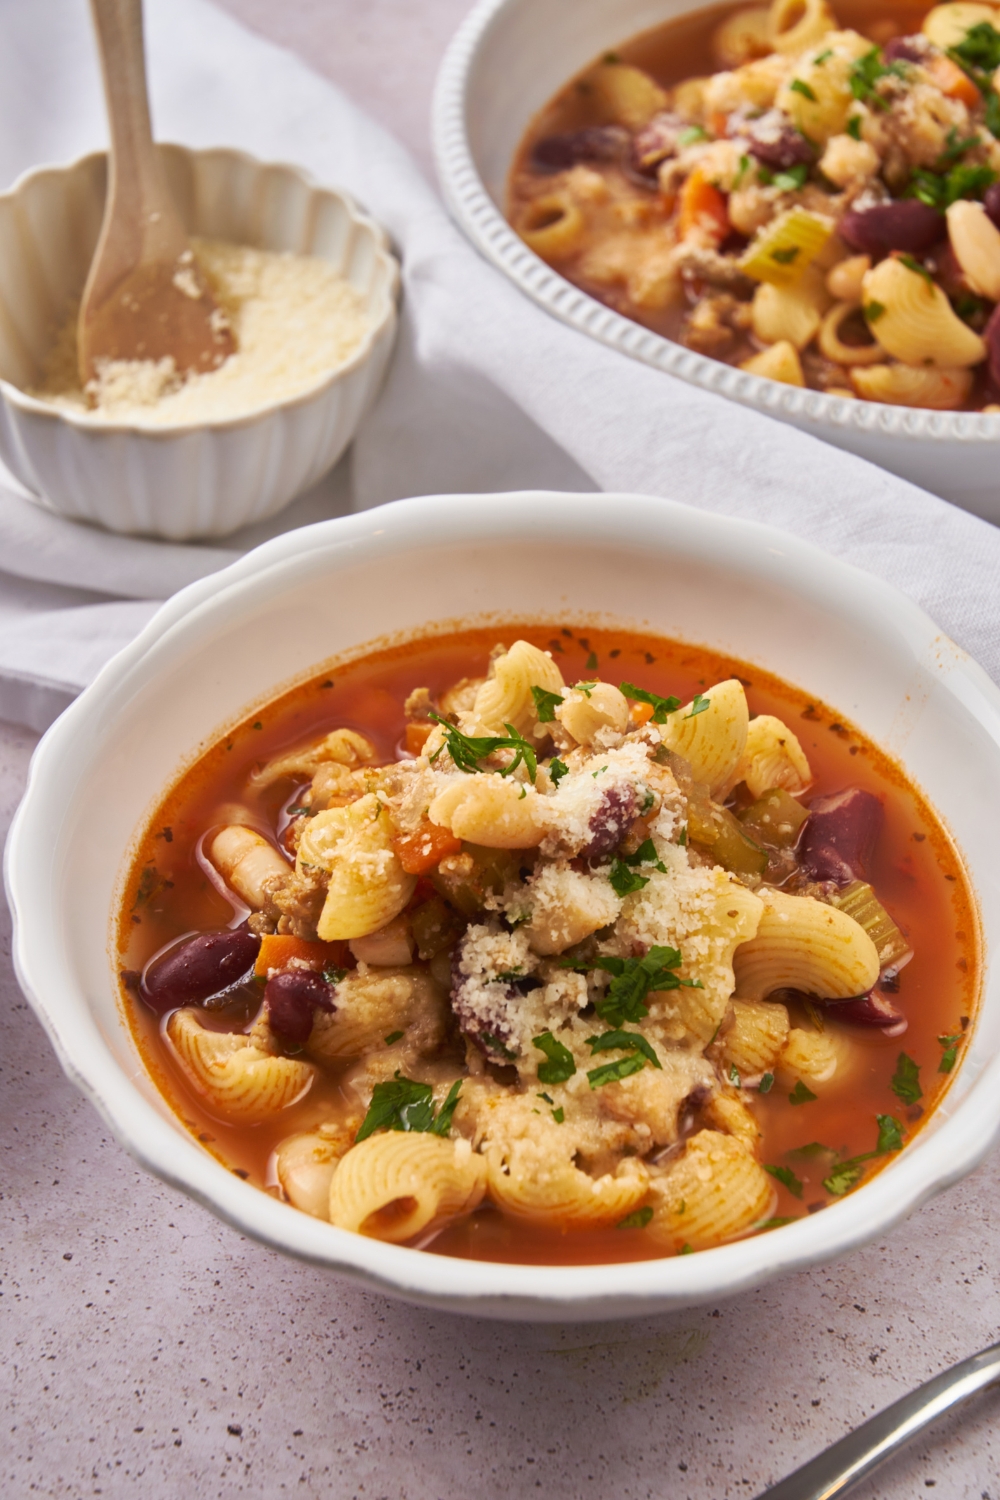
[{"x1": 30, "y1": 238, "x2": 371, "y2": 426}]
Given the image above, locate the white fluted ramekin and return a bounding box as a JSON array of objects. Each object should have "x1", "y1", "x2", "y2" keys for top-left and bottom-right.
[
  {"x1": 433, "y1": 0, "x2": 1000, "y2": 523},
  {"x1": 6, "y1": 492, "x2": 1000, "y2": 1321},
  {"x1": 0, "y1": 146, "x2": 398, "y2": 540}
]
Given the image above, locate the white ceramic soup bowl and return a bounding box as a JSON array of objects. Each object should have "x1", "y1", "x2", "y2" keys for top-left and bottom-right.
[
  {"x1": 7, "y1": 491, "x2": 1000, "y2": 1322},
  {"x1": 433, "y1": 0, "x2": 1000, "y2": 524},
  {"x1": 0, "y1": 145, "x2": 398, "y2": 540}
]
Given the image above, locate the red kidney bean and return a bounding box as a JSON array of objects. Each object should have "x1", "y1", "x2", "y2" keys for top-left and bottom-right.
[
  {"x1": 798, "y1": 788, "x2": 883, "y2": 885},
  {"x1": 531, "y1": 126, "x2": 629, "y2": 172},
  {"x1": 882, "y1": 35, "x2": 930, "y2": 64},
  {"x1": 450, "y1": 942, "x2": 520, "y2": 1064},
  {"x1": 840, "y1": 200, "x2": 944, "y2": 256},
  {"x1": 582, "y1": 784, "x2": 638, "y2": 861},
  {"x1": 744, "y1": 115, "x2": 814, "y2": 171},
  {"x1": 984, "y1": 182, "x2": 1000, "y2": 231},
  {"x1": 141, "y1": 926, "x2": 260, "y2": 1014},
  {"x1": 824, "y1": 987, "x2": 907, "y2": 1034},
  {"x1": 631, "y1": 112, "x2": 687, "y2": 173},
  {"x1": 985, "y1": 303, "x2": 1000, "y2": 388},
  {"x1": 265, "y1": 969, "x2": 334, "y2": 1046}
]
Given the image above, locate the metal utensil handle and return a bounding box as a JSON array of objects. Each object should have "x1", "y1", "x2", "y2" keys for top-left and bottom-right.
[{"x1": 756, "y1": 1340, "x2": 1000, "y2": 1500}]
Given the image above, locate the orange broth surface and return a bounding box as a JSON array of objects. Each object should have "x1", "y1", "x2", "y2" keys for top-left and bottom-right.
[{"x1": 117, "y1": 625, "x2": 980, "y2": 1266}]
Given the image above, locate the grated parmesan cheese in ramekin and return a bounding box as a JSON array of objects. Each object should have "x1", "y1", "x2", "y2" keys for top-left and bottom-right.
[{"x1": 30, "y1": 238, "x2": 371, "y2": 426}]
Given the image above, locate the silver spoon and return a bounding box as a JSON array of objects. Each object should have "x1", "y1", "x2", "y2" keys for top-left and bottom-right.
[{"x1": 756, "y1": 1339, "x2": 1000, "y2": 1499}]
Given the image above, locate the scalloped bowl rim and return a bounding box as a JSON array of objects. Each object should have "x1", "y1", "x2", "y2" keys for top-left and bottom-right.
[
  {"x1": 0, "y1": 144, "x2": 400, "y2": 437},
  {"x1": 6, "y1": 491, "x2": 1000, "y2": 1319},
  {"x1": 432, "y1": 0, "x2": 1000, "y2": 446}
]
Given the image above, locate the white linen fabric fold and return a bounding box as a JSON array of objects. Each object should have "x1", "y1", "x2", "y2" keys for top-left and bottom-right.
[{"x1": 0, "y1": 0, "x2": 997, "y2": 732}]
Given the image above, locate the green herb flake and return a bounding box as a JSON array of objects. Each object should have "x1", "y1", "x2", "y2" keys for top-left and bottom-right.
[
  {"x1": 481, "y1": 1030, "x2": 518, "y2": 1061},
  {"x1": 549, "y1": 757, "x2": 570, "y2": 786},
  {"x1": 847, "y1": 115, "x2": 862, "y2": 140},
  {"x1": 891, "y1": 1051, "x2": 922, "y2": 1105},
  {"x1": 823, "y1": 1158, "x2": 868, "y2": 1196},
  {"x1": 586, "y1": 1029, "x2": 662, "y2": 1070},
  {"x1": 898, "y1": 253, "x2": 934, "y2": 284},
  {"x1": 427, "y1": 711, "x2": 537, "y2": 780},
  {"x1": 770, "y1": 247, "x2": 801, "y2": 265},
  {"x1": 533, "y1": 1031, "x2": 577, "y2": 1084},
  {"x1": 356, "y1": 1073, "x2": 462, "y2": 1142},
  {"x1": 678, "y1": 1243, "x2": 694, "y2": 1255},
  {"x1": 773, "y1": 163, "x2": 809, "y2": 192},
  {"x1": 814, "y1": 48, "x2": 833, "y2": 64},
  {"x1": 758, "y1": 1216, "x2": 799, "y2": 1230},
  {"x1": 609, "y1": 859, "x2": 651, "y2": 897},
  {"x1": 617, "y1": 1205, "x2": 654, "y2": 1229},
  {"x1": 764, "y1": 1165, "x2": 804, "y2": 1198},
  {"x1": 530, "y1": 685, "x2": 564, "y2": 722},
  {"x1": 678, "y1": 125, "x2": 709, "y2": 147},
  {"x1": 759, "y1": 1071, "x2": 775, "y2": 1095},
  {"x1": 537, "y1": 1091, "x2": 554, "y2": 1105},
  {"x1": 552, "y1": 1107, "x2": 565, "y2": 1124},
  {"x1": 876, "y1": 1113, "x2": 905, "y2": 1153},
  {"x1": 585, "y1": 651, "x2": 599, "y2": 671},
  {"x1": 789, "y1": 1080, "x2": 818, "y2": 1105},
  {"x1": 938, "y1": 1032, "x2": 963, "y2": 1073},
  {"x1": 322, "y1": 965, "x2": 347, "y2": 985},
  {"x1": 685, "y1": 693, "x2": 711, "y2": 717},
  {"x1": 950, "y1": 19, "x2": 1000, "y2": 75},
  {"x1": 619, "y1": 682, "x2": 681, "y2": 723},
  {"x1": 562, "y1": 944, "x2": 696, "y2": 1027},
  {"x1": 864, "y1": 300, "x2": 886, "y2": 322},
  {"x1": 729, "y1": 1063, "x2": 741, "y2": 1087},
  {"x1": 678, "y1": 825, "x2": 688, "y2": 847},
  {"x1": 789, "y1": 78, "x2": 817, "y2": 101},
  {"x1": 849, "y1": 47, "x2": 906, "y2": 109},
  {"x1": 587, "y1": 1053, "x2": 647, "y2": 1088},
  {"x1": 383, "y1": 1030, "x2": 404, "y2": 1046},
  {"x1": 575, "y1": 681, "x2": 597, "y2": 698},
  {"x1": 787, "y1": 1141, "x2": 834, "y2": 1161}
]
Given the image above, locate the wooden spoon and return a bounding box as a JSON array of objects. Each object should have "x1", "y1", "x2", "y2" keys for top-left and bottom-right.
[{"x1": 78, "y1": 0, "x2": 234, "y2": 389}]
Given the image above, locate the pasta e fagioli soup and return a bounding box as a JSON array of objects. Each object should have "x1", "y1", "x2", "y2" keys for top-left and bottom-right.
[{"x1": 118, "y1": 626, "x2": 979, "y2": 1266}]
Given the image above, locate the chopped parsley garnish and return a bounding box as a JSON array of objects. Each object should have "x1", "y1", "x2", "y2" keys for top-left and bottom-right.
[
  {"x1": 898, "y1": 253, "x2": 933, "y2": 284},
  {"x1": 586, "y1": 1029, "x2": 662, "y2": 1070},
  {"x1": 736, "y1": 152, "x2": 752, "y2": 185},
  {"x1": 619, "y1": 682, "x2": 681, "y2": 723},
  {"x1": 770, "y1": 247, "x2": 800, "y2": 265},
  {"x1": 678, "y1": 1243, "x2": 694, "y2": 1255},
  {"x1": 530, "y1": 685, "x2": 564, "y2": 722},
  {"x1": 789, "y1": 78, "x2": 817, "y2": 101},
  {"x1": 876, "y1": 1113, "x2": 905, "y2": 1153},
  {"x1": 585, "y1": 651, "x2": 599, "y2": 671},
  {"x1": 758, "y1": 1217, "x2": 799, "y2": 1230},
  {"x1": 575, "y1": 681, "x2": 597, "y2": 698},
  {"x1": 909, "y1": 162, "x2": 996, "y2": 210},
  {"x1": 938, "y1": 127, "x2": 980, "y2": 167},
  {"x1": 846, "y1": 115, "x2": 862, "y2": 140},
  {"x1": 685, "y1": 693, "x2": 711, "y2": 717},
  {"x1": 822, "y1": 1113, "x2": 905, "y2": 1196},
  {"x1": 383, "y1": 1030, "x2": 404, "y2": 1046},
  {"x1": 537, "y1": 1091, "x2": 554, "y2": 1105},
  {"x1": 533, "y1": 1031, "x2": 577, "y2": 1084},
  {"x1": 323, "y1": 965, "x2": 347, "y2": 985},
  {"x1": 764, "y1": 1164, "x2": 803, "y2": 1198},
  {"x1": 356, "y1": 1073, "x2": 462, "y2": 1142},
  {"x1": 617, "y1": 1205, "x2": 654, "y2": 1229},
  {"x1": 481, "y1": 1030, "x2": 518, "y2": 1060},
  {"x1": 549, "y1": 757, "x2": 569, "y2": 786},
  {"x1": 938, "y1": 1032, "x2": 962, "y2": 1074},
  {"x1": 786, "y1": 1141, "x2": 833, "y2": 1160},
  {"x1": 891, "y1": 1051, "x2": 922, "y2": 1105},
  {"x1": 772, "y1": 163, "x2": 809, "y2": 192},
  {"x1": 759, "y1": 1071, "x2": 774, "y2": 1095},
  {"x1": 678, "y1": 825, "x2": 688, "y2": 847},
  {"x1": 950, "y1": 19, "x2": 1000, "y2": 73},
  {"x1": 788, "y1": 1080, "x2": 818, "y2": 1105},
  {"x1": 814, "y1": 48, "x2": 833, "y2": 64},
  {"x1": 587, "y1": 1053, "x2": 646, "y2": 1087},
  {"x1": 609, "y1": 838, "x2": 667, "y2": 897},
  {"x1": 678, "y1": 125, "x2": 709, "y2": 147},
  {"x1": 849, "y1": 47, "x2": 906, "y2": 110},
  {"x1": 864, "y1": 301, "x2": 886, "y2": 322},
  {"x1": 562, "y1": 944, "x2": 699, "y2": 1027},
  {"x1": 552, "y1": 1107, "x2": 565, "y2": 1124},
  {"x1": 729, "y1": 1064, "x2": 741, "y2": 1087},
  {"x1": 492, "y1": 968, "x2": 524, "y2": 983},
  {"x1": 428, "y1": 711, "x2": 537, "y2": 780}
]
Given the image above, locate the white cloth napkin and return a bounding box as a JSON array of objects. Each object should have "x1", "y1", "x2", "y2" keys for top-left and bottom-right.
[{"x1": 0, "y1": 0, "x2": 998, "y2": 732}]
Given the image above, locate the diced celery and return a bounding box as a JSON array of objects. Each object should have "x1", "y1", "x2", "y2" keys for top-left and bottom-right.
[
  {"x1": 738, "y1": 787, "x2": 809, "y2": 849},
  {"x1": 740, "y1": 208, "x2": 835, "y2": 288},
  {"x1": 689, "y1": 800, "x2": 768, "y2": 877},
  {"x1": 829, "y1": 881, "x2": 912, "y2": 971}
]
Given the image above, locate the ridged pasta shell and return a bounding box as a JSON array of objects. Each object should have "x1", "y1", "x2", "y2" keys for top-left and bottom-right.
[
  {"x1": 946, "y1": 200, "x2": 1000, "y2": 301},
  {"x1": 308, "y1": 968, "x2": 447, "y2": 1060},
  {"x1": 472, "y1": 639, "x2": 565, "y2": 736},
  {"x1": 428, "y1": 774, "x2": 545, "y2": 849},
  {"x1": 819, "y1": 300, "x2": 884, "y2": 366},
  {"x1": 922, "y1": 3, "x2": 998, "y2": 50},
  {"x1": 328, "y1": 1133, "x2": 487, "y2": 1242},
  {"x1": 775, "y1": 29, "x2": 870, "y2": 141},
  {"x1": 733, "y1": 889, "x2": 880, "y2": 1001},
  {"x1": 712, "y1": 5, "x2": 773, "y2": 68},
  {"x1": 721, "y1": 998, "x2": 791, "y2": 1078},
  {"x1": 703, "y1": 1089, "x2": 763, "y2": 1148},
  {"x1": 739, "y1": 713, "x2": 812, "y2": 798},
  {"x1": 518, "y1": 194, "x2": 586, "y2": 262},
  {"x1": 167, "y1": 1008, "x2": 315, "y2": 1120},
  {"x1": 297, "y1": 794, "x2": 416, "y2": 941},
  {"x1": 659, "y1": 678, "x2": 749, "y2": 796},
  {"x1": 556, "y1": 681, "x2": 630, "y2": 744},
  {"x1": 850, "y1": 363, "x2": 973, "y2": 409},
  {"x1": 862, "y1": 257, "x2": 986, "y2": 368},
  {"x1": 251, "y1": 727, "x2": 376, "y2": 789},
  {"x1": 769, "y1": 0, "x2": 837, "y2": 54},
  {"x1": 778, "y1": 1026, "x2": 845, "y2": 1085},
  {"x1": 751, "y1": 272, "x2": 827, "y2": 350},
  {"x1": 591, "y1": 61, "x2": 669, "y2": 128},
  {"x1": 488, "y1": 1151, "x2": 649, "y2": 1228},
  {"x1": 209, "y1": 825, "x2": 290, "y2": 909},
  {"x1": 741, "y1": 339, "x2": 806, "y2": 385},
  {"x1": 648, "y1": 1130, "x2": 775, "y2": 1249}
]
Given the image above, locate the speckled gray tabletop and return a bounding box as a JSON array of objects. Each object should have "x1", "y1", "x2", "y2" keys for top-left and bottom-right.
[{"x1": 3, "y1": 4, "x2": 1000, "y2": 1496}]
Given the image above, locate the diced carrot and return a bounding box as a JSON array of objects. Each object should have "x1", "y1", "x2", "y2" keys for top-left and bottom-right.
[
  {"x1": 629, "y1": 701, "x2": 655, "y2": 727},
  {"x1": 709, "y1": 110, "x2": 729, "y2": 139},
  {"x1": 677, "y1": 168, "x2": 729, "y2": 243},
  {"x1": 254, "y1": 933, "x2": 350, "y2": 977},
  {"x1": 405, "y1": 722, "x2": 434, "y2": 755},
  {"x1": 928, "y1": 54, "x2": 980, "y2": 109},
  {"x1": 392, "y1": 821, "x2": 463, "y2": 875}
]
